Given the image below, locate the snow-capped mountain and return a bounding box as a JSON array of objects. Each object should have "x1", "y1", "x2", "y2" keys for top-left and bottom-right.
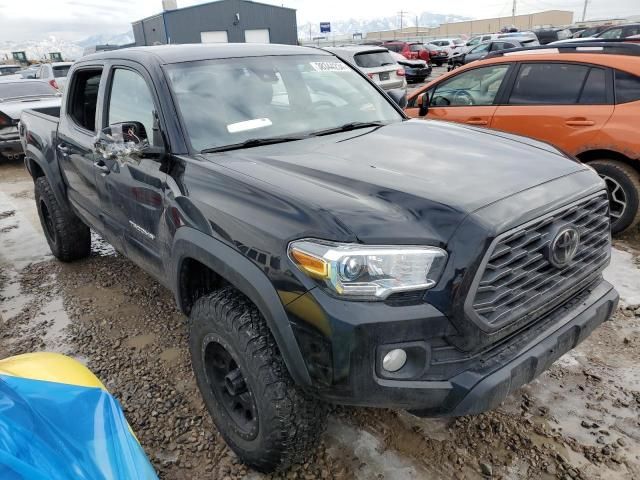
[
  {"x1": 0, "y1": 31, "x2": 134, "y2": 63},
  {"x1": 298, "y1": 12, "x2": 471, "y2": 40}
]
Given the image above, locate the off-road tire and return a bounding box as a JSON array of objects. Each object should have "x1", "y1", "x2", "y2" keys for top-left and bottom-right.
[
  {"x1": 589, "y1": 159, "x2": 640, "y2": 234},
  {"x1": 189, "y1": 286, "x2": 327, "y2": 472},
  {"x1": 34, "y1": 176, "x2": 91, "y2": 261}
]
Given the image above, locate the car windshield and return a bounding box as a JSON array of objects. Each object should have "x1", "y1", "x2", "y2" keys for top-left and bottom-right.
[
  {"x1": 0, "y1": 66, "x2": 21, "y2": 76},
  {"x1": 53, "y1": 65, "x2": 71, "y2": 78},
  {"x1": 409, "y1": 44, "x2": 424, "y2": 52},
  {"x1": 165, "y1": 54, "x2": 402, "y2": 152},
  {"x1": 0, "y1": 82, "x2": 57, "y2": 100},
  {"x1": 353, "y1": 51, "x2": 395, "y2": 68}
]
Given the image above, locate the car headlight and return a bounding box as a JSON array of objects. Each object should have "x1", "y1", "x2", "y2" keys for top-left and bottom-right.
[{"x1": 288, "y1": 239, "x2": 447, "y2": 300}]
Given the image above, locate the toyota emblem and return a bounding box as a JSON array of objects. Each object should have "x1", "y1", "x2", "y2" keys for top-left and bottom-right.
[{"x1": 548, "y1": 226, "x2": 580, "y2": 268}]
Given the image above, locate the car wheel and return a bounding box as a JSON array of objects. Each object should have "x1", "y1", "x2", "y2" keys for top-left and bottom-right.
[
  {"x1": 34, "y1": 176, "x2": 91, "y2": 261},
  {"x1": 589, "y1": 159, "x2": 640, "y2": 234},
  {"x1": 189, "y1": 286, "x2": 327, "y2": 472}
]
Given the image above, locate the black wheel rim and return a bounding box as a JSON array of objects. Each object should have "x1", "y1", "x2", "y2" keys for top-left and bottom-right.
[
  {"x1": 203, "y1": 339, "x2": 258, "y2": 440},
  {"x1": 600, "y1": 174, "x2": 627, "y2": 221},
  {"x1": 40, "y1": 200, "x2": 56, "y2": 246}
]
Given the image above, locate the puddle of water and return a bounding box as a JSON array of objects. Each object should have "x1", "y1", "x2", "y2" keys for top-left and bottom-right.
[
  {"x1": 604, "y1": 248, "x2": 640, "y2": 306},
  {"x1": 126, "y1": 333, "x2": 157, "y2": 349},
  {"x1": 159, "y1": 348, "x2": 180, "y2": 363},
  {"x1": 324, "y1": 417, "x2": 433, "y2": 480}
]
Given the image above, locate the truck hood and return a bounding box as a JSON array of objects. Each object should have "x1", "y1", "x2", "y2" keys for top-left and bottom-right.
[
  {"x1": 2, "y1": 97, "x2": 61, "y2": 120},
  {"x1": 204, "y1": 119, "x2": 587, "y2": 245}
]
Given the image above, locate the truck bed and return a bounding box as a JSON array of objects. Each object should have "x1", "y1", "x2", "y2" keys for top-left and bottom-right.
[{"x1": 23, "y1": 106, "x2": 61, "y2": 121}]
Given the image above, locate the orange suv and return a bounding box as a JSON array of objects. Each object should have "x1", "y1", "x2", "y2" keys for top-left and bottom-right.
[{"x1": 406, "y1": 42, "x2": 640, "y2": 233}]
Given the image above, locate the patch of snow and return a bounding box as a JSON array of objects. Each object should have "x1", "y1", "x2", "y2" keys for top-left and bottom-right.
[
  {"x1": 324, "y1": 417, "x2": 429, "y2": 480},
  {"x1": 604, "y1": 248, "x2": 640, "y2": 306}
]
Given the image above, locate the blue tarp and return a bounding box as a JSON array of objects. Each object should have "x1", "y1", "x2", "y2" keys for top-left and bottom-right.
[{"x1": 0, "y1": 374, "x2": 158, "y2": 480}]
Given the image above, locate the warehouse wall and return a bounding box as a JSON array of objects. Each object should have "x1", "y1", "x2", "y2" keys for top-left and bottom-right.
[
  {"x1": 163, "y1": 0, "x2": 297, "y2": 45},
  {"x1": 366, "y1": 10, "x2": 574, "y2": 40},
  {"x1": 133, "y1": 15, "x2": 167, "y2": 46}
]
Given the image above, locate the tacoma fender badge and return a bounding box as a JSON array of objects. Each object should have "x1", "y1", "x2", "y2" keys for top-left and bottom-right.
[{"x1": 129, "y1": 221, "x2": 155, "y2": 240}]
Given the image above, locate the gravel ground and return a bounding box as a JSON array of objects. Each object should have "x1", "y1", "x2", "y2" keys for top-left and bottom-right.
[{"x1": 1, "y1": 153, "x2": 640, "y2": 480}]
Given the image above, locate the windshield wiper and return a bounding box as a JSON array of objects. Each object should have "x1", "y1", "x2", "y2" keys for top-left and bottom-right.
[
  {"x1": 309, "y1": 121, "x2": 387, "y2": 137},
  {"x1": 201, "y1": 135, "x2": 307, "y2": 153}
]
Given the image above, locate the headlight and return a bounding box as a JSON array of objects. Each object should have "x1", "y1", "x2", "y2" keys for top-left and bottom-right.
[{"x1": 288, "y1": 239, "x2": 447, "y2": 300}]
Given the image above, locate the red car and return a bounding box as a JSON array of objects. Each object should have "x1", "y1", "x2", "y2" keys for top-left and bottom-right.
[
  {"x1": 382, "y1": 41, "x2": 419, "y2": 60},
  {"x1": 408, "y1": 43, "x2": 431, "y2": 62}
]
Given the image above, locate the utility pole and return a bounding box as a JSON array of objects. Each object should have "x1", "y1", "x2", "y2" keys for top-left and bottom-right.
[
  {"x1": 582, "y1": 0, "x2": 589, "y2": 22},
  {"x1": 398, "y1": 10, "x2": 407, "y2": 31},
  {"x1": 511, "y1": 0, "x2": 516, "y2": 25}
]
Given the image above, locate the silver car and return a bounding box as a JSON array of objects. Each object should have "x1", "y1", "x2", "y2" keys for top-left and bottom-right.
[
  {"x1": 324, "y1": 46, "x2": 407, "y2": 92},
  {"x1": 0, "y1": 80, "x2": 61, "y2": 159}
]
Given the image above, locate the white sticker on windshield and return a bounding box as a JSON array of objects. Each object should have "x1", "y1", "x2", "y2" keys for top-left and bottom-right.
[
  {"x1": 309, "y1": 61, "x2": 350, "y2": 72},
  {"x1": 226, "y1": 118, "x2": 273, "y2": 133}
]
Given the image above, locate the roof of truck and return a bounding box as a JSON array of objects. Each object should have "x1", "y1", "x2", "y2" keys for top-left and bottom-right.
[{"x1": 81, "y1": 43, "x2": 332, "y2": 65}]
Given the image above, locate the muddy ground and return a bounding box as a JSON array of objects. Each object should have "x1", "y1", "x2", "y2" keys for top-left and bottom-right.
[{"x1": 1, "y1": 157, "x2": 639, "y2": 480}]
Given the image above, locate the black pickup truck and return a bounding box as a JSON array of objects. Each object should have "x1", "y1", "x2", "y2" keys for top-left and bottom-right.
[{"x1": 20, "y1": 44, "x2": 618, "y2": 472}]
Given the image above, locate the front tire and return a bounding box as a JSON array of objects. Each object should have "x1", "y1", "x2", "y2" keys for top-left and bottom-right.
[
  {"x1": 189, "y1": 287, "x2": 327, "y2": 472},
  {"x1": 589, "y1": 159, "x2": 640, "y2": 234},
  {"x1": 34, "y1": 177, "x2": 90, "y2": 261}
]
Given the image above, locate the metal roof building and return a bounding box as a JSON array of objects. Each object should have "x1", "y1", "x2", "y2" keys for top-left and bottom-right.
[{"x1": 132, "y1": 0, "x2": 298, "y2": 47}]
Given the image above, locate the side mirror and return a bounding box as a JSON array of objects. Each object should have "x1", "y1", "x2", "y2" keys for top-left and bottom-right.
[
  {"x1": 94, "y1": 122, "x2": 163, "y2": 161},
  {"x1": 417, "y1": 92, "x2": 429, "y2": 117},
  {"x1": 387, "y1": 88, "x2": 408, "y2": 109}
]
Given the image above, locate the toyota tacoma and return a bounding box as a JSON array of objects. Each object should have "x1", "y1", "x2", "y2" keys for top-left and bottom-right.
[{"x1": 19, "y1": 44, "x2": 618, "y2": 472}]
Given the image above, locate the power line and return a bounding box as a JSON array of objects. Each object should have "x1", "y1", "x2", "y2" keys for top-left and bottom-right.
[
  {"x1": 582, "y1": 0, "x2": 589, "y2": 22},
  {"x1": 397, "y1": 10, "x2": 407, "y2": 31}
]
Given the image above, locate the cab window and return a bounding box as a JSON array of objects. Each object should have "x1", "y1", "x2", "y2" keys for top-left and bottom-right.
[
  {"x1": 431, "y1": 64, "x2": 510, "y2": 107},
  {"x1": 67, "y1": 68, "x2": 103, "y2": 132},
  {"x1": 509, "y1": 63, "x2": 607, "y2": 105},
  {"x1": 107, "y1": 68, "x2": 156, "y2": 144}
]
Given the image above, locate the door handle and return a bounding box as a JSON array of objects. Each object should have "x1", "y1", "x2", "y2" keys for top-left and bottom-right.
[
  {"x1": 57, "y1": 144, "x2": 69, "y2": 154},
  {"x1": 466, "y1": 118, "x2": 488, "y2": 125},
  {"x1": 565, "y1": 119, "x2": 595, "y2": 126},
  {"x1": 93, "y1": 160, "x2": 111, "y2": 175}
]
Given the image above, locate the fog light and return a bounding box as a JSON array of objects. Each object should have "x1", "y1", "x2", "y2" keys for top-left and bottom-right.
[{"x1": 382, "y1": 349, "x2": 407, "y2": 372}]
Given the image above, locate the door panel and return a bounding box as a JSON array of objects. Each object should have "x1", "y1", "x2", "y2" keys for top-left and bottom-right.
[
  {"x1": 56, "y1": 68, "x2": 104, "y2": 230},
  {"x1": 491, "y1": 63, "x2": 614, "y2": 155},
  {"x1": 95, "y1": 66, "x2": 167, "y2": 278},
  {"x1": 407, "y1": 63, "x2": 511, "y2": 126},
  {"x1": 490, "y1": 105, "x2": 614, "y2": 154}
]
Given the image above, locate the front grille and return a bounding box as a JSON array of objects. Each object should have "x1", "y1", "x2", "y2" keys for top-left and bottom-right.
[{"x1": 469, "y1": 192, "x2": 610, "y2": 331}]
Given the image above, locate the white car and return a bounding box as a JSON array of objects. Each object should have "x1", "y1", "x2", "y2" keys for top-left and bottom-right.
[
  {"x1": 0, "y1": 80, "x2": 61, "y2": 159},
  {"x1": 0, "y1": 65, "x2": 23, "y2": 82},
  {"x1": 324, "y1": 46, "x2": 407, "y2": 92},
  {"x1": 35, "y1": 62, "x2": 73, "y2": 91},
  {"x1": 429, "y1": 38, "x2": 466, "y2": 57}
]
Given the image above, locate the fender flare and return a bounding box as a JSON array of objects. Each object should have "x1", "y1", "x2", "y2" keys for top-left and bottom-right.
[
  {"x1": 170, "y1": 227, "x2": 312, "y2": 386},
  {"x1": 24, "y1": 146, "x2": 69, "y2": 210}
]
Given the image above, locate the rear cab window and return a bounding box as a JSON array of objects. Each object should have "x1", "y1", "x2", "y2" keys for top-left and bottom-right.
[
  {"x1": 353, "y1": 51, "x2": 395, "y2": 68},
  {"x1": 53, "y1": 65, "x2": 71, "y2": 78},
  {"x1": 67, "y1": 68, "x2": 103, "y2": 132}
]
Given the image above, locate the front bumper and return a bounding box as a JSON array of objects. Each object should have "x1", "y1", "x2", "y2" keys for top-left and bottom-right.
[{"x1": 285, "y1": 278, "x2": 617, "y2": 415}]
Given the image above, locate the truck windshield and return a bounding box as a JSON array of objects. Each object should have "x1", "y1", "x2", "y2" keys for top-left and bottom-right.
[{"x1": 164, "y1": 54, "x2": 403, "y2": 152}]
